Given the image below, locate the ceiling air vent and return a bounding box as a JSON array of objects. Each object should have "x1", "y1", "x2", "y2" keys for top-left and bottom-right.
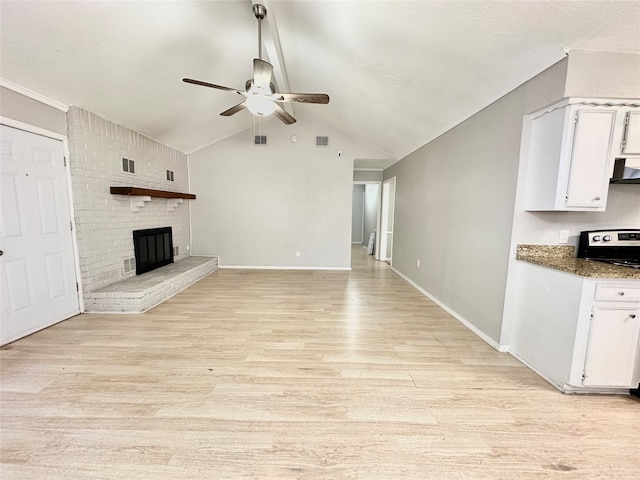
[
  {"x1": 254, "y1": 135, "x2": 267, "y2": 146},
  {"x1": 316, "y1": 136, "x2": 329, "y2": 147}
]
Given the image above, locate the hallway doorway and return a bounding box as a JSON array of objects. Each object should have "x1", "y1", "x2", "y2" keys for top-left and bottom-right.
[{"x1": 351, "y1": 181, "x2": 381, "y2": 262}]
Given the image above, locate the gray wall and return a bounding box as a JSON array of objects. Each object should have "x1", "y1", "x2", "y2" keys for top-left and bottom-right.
[
  {"x1": 189, "y1": 119, "x2": 385, "y2": 268},
  {"x1": 363, "y1": 183, "x2": 380, "y2": 252},
  {"x1": 0, "y1": 86, "x2": 67, "y2": 135},
  {"x1": 353, "y1": 170, "x2": 383, "y2": 182},
  {"x1": 384, "y1": 58, "x2": 569, "y2": 344},
  {"x1": 351, "y1": 184, "x2": 365, "y2": 243}
]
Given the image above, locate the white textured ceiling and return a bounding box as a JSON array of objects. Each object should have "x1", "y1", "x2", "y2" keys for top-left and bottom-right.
[{"x1": 1, "y1": 1, "x2": 639, "y2": 168}]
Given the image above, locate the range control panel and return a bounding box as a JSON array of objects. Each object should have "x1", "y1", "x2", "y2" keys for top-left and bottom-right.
[{"x1": 586, "y1": 230, "x2": 640, "y2": 247}]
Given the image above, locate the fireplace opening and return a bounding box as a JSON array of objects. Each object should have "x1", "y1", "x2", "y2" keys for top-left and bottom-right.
[{"x1": 133, "y1": 227, "x2": 174, "y2": 275}]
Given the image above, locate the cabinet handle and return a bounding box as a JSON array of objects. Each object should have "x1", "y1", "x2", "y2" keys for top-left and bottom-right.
[
  {"x1": 593, "y1": 196, "x2": 601, "y2": 201},
  {"x1": 630, "y1": 314, "x2": 637, "y2": 319},
  {"x1": 617, "y1": 291, "x2": 625, "y2": 296}
]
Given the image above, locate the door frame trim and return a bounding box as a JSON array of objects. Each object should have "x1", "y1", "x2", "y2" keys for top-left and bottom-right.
[{"x1": 1, "y1": 115, "x2": 85, "y2": 312}]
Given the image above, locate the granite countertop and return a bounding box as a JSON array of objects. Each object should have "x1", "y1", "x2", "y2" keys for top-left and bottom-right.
[{"x1": 516, "y1": 244, "x2": 640, "y2": 280}]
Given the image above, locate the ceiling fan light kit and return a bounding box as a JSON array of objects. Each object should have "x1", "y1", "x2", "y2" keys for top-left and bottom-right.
[
  {"x1": 246, "y1": 95, "x2": 276, "y2": 116},
  {"x1": 183, "y1": 3, "x2": 329, "y2": 125}
]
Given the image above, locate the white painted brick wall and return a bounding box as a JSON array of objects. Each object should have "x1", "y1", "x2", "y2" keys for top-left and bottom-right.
[{"x1": 67, "y1": 107, "x2": 191, "y2": 293}]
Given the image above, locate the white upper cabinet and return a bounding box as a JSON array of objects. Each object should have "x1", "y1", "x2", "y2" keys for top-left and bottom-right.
[
  {"x1": 621, "y1": 110, "x2": 640, "y2": 155},
  {"x1": 524, "y1": 102, "x2": 617, "y2": 211}
]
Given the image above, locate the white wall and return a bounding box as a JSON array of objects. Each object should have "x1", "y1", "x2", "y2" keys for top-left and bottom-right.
[
  {"x1": 67, "y1": 107, "x2": 190, "y2": 294},
  {"x1": 564, "y1": 51, "x2": 640, "y2": 99},
  {"x1": 189, "y1": 118, "x2": 386, "y2": 268},
  {"x1": 351, "y1": 184, "x2": 365, "y2": 243}
]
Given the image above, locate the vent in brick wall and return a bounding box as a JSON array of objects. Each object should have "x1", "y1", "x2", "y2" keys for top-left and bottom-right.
[
  {"x1": 123, "y1": 257, "x2": 136, "y2": 274},
  {"x1": 315, "y1": 136, "x2": 329, "y2": 147},
  {"x1": 254, "y1": 135, "x2": 267, "y2": 145},
  {"x1": 173, "y1": 246, "x2": 179, "y2": 257},
  {"x1": 166, "y1": 170, "x2": 174, "y2": 181},
  {"x1": 122, "y1": 157, "x2": 135, "y2": 174}
]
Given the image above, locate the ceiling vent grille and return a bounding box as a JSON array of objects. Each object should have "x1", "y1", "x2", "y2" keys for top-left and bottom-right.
[
  {"x1": 316, "y1": 136, "x2": 329, "y2": 147},
  {"x1": 254, "y1": 135, "x2": 267, "y2": 145}
]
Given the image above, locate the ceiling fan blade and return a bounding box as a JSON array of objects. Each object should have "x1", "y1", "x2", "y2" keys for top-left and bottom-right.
[
  {"x1": 253, "y1": 59, "x2": 273, "y2": 88},
  {"x1": 220, "y1": 102, "x2": 247, "y2": 117},
  {"x1": 183, "y1": 78, "x2": 244, "y2": 95},
  {"x1": 273, "y1": 103, "x2": 296, "y2": 125},
  {"x1": 274, "y1": 93, "x2": 330, "y2": 104}
]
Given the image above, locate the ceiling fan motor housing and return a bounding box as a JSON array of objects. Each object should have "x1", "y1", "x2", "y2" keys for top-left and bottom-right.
[
  {"x1": 252, "y1": 4, "x2": 267, "y2": 20},
  {"x1": 245, "y1": 79, "x2": 276, "y2": 95}
]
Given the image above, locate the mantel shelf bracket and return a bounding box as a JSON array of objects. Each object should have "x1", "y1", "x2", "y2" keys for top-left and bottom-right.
[
  {"x1": 167, "y1": 198, "x2": 183, "y2": 212},
  {"x1": 130, "y1": 196, "x2": 152, "y2": 213}
]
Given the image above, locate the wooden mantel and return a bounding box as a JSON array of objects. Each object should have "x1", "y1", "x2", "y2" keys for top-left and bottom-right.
[{"x1": 110, "y1": 186, "x2": 196, "y2": 200}]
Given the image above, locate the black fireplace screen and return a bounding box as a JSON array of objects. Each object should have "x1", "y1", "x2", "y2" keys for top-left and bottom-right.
[{"x1": 133, "y1": 227, "x2": 174, "y2": 275}]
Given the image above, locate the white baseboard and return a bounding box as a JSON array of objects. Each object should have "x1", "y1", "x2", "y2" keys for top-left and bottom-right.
[
  {"x1": 220, "y1": 265, "x2": 351, "y2": 271},
  {"x1": 390, "y1": 267, "x2": 509, "y2": 353}
]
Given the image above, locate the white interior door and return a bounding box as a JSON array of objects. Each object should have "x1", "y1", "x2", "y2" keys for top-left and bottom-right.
[
  {"x1": 1, "y1": 125, "x2": 80, "y2": 345},
  {"x1": 378, "y1": 177, "x2": 396, "y2": 263}
]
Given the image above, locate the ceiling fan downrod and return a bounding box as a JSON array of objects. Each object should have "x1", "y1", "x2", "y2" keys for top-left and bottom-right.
[{"x1": 252, "y1": 4, "x2": 267, "y2": 61}]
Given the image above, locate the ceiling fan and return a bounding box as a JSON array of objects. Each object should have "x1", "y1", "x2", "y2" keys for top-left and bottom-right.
[{"x1": 183, "y1": 3, "x2": 329, "y2": 125}]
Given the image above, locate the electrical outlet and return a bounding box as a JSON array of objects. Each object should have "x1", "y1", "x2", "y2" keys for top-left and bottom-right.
[
  {"x1": 295, "y1": 251, "x2": 301, "y2": 258},
  {"x1": 416, "y1": 259, "x2": 421, "y2": 268}
]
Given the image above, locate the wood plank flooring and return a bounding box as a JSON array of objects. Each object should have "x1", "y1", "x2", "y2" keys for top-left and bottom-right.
[{"x1": 1, "y1": 246, "x2": 639, "y2": 479}]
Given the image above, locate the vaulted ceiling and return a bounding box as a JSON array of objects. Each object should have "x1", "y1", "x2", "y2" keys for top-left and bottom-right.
[{"x1": 1, "y1": 1, "x2": 639, "y2": 169}]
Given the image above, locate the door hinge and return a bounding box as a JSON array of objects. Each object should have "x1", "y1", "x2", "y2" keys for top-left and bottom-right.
[
  {"x1": 623, "y1": 113, "x2": 630, "y2": 125},
  {"x1": 76, "y1": 282, "x2": 79, "y2": 292},
  {"x1": 64, "y1": 156, "x2": 67, "y2": 167},
  {"x1": 582, "y1": 371, "x2": 586, "y2": 381},
  {"x1": 70, "y1": 221, "x2": 73, "y2": 231},
  {"x1": 573, "y1": 112, "x2": 579, "y2": 124}
]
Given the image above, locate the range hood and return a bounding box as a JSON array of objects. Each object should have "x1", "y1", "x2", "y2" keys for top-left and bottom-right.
[{"x1": 610, "y1": 158, "x2": 640, "y2": 184}]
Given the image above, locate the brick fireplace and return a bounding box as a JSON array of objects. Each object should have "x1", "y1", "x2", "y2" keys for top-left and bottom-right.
[{"x1": 66, "y1": 107, "x2": 217, "y2": 312}]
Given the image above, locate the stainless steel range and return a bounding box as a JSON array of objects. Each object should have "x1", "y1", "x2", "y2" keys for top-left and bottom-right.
[{"x1": 577, "y1": 229, "x2": 640, "y2": 269}]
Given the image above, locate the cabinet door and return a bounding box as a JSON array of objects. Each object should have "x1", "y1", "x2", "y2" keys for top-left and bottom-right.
[
  {"x1": 621, "y1": 111, "x2": 640, "y2": 155},
  {"x1": 565, "y1": 109, "x2": 616, "y2": 208},
  {"x1": 583, "y1": 307, "x2": 640, "y2": 387}
]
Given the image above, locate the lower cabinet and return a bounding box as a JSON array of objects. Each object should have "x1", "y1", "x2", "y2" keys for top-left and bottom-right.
[
  {"x1": 582, "y1": 306, "x2": 640, "y2": 387},
  {"x1": 510, "y1": 262, "x2": 640, "y2": 393}
]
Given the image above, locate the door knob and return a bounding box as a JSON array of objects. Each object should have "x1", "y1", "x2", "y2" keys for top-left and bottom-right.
[{"x1": 0, "y1": 250, "x2": 3, "y2": 256}]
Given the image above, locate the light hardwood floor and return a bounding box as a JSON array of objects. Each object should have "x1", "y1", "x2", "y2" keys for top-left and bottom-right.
[{"x1": 1, "y1": 246, "x2": 639, "y2": 479}]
